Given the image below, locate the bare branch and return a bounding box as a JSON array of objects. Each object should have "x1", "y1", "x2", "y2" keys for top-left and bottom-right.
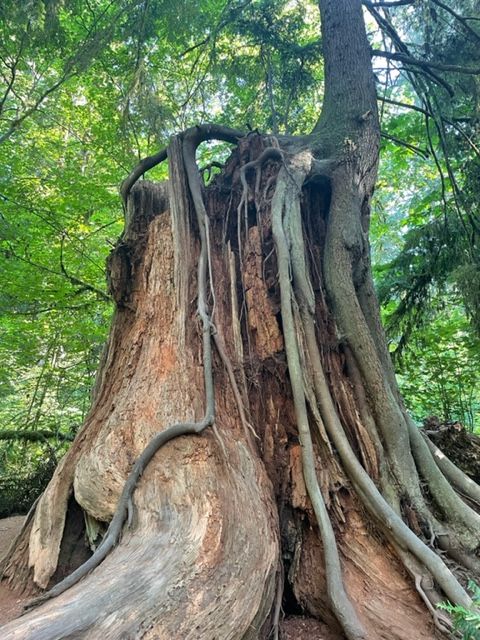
[
  {"x1": 0, "y1": 64, "x2": 17, "y2": 115},
  {"x1": 378, "y1": 95, "x2": 432, "y2": 117},
  {"x1": 363, "y1": 0, "x2": 415, "y2": 7},
  {"x1": 428, "y1": 0, "x2": 480, "y2": 43},
  {"x1": 381, "y1": 131, "x2": 429, "y2": 158},
  {"x1": 0, "y1": 430, "x2": 74, "y2": 443},
  {"x1": 373, "y1": 50, "x2": 480, "y2": 75},
  {"x1": 60, "y1": 235, "x2": 111, "y2": 302},
  {"x1": 179, "y1": 36, "x2": 210, "y2": 59},
  {"x1": 367, "y1": 7, "x2": 456, "y2": 95},
  {"x1": 179, "y1": 0, "x2": 254, "y2": 58},
  {"x1": 0, "y1": 72, "x2": 72, "y2": 145},
  {"x1": 7, "y1": 303, "x2": 96, "y2": 316},
  {"x1": 0, "y1": 30, "x2": 27, "y2": 115}
]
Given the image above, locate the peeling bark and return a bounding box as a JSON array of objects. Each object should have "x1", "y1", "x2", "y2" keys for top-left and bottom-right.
[{"x1": 1, "y1": 181, "x2": 279, "y2": 639}]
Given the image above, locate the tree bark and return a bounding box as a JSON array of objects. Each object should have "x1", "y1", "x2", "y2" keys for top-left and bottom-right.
[{"x1": 1, "y1": 1, "x2": 479, "y2": 639}]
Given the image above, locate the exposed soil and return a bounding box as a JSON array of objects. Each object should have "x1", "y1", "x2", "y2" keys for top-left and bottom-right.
[
  {"x1": 0, "y1": 516, "x2": 28, "y2": 625},
  {"x1": 281, "y1": 616, "x2": 343, "y2": 639}
]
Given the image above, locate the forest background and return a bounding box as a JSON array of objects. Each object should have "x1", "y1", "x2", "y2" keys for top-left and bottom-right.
[{"x1": 0, "y1": 0, "x2": 479, "y2": 517}]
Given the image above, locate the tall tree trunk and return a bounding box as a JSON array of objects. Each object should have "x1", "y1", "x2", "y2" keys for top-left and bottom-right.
[{"x1": 1, "y1": 1, "x2": 479, "y2": 639}]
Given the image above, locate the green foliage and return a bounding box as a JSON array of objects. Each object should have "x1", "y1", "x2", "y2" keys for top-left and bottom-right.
[
  {"x1": 0, "y1": 444, "x2": 58, "y2": 517},
  {"x1": 376, "y1": 213, "x2": 480, "y2": 348},
  {"x1": 370, "y1": 2, "x2": 480, "y2": 430},
  {"x1": 220, "y1": 0, "x2": 322, "y2": 133},
  {"x1": 374, "y1": 153, "x2": 480, "y2": 430},
  {"x1": 373, "y1": 120, "x2": 480, "y2": 430},
  {"x1": 0, "y1": 78, "x2": 123, "y2": 468},
  {"x1": 438, "y1": 581, "x2": 480, "y2": 640},
  {"x1": 394, "y1": 300, "x2": 480, "y2": 431}
]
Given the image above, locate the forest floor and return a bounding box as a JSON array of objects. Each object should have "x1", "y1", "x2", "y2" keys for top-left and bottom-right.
[
  {"x1": 0, "y1": 515, "x2": 28, "y2": 625},
  {"x1": 281, "y1": 617, "x2": 342, "y2": 639}
]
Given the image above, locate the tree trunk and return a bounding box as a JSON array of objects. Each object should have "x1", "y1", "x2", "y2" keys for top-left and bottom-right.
[{"x1": 1, "y1": 1, "x2": 479, "y2": 639}]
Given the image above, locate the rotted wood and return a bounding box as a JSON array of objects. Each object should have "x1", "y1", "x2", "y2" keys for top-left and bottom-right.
[{"x1": 424, "y1": 419, "x2": 480, "y2": 484}]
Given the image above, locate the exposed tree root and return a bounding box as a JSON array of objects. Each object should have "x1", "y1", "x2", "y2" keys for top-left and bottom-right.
[
  {"x1": 268, "y1": 156, "x2": 366, "y2": 639},
  {"x1": 319, "y1": 168, "x2": 480, "y2": 561},
  {"x1": 235, "y1": 140, "x2": 476, "y2": 632},
  {"x1": 353, "y1": 258, "x2": 480, "y2": 550},
  {"x1": 25, "y1": 417, "x2": 213, "y2": 610},
  {"x1": 271, "y1": 152, "x2": 473, "y2": 614},
  {"x1": 423, "y1": 431, "x2": 480, "y2": 506},
  {"x1": 407, "y1": 417, "x2": 480, "y2": 549},
  {"x1": 25, "y1": 125, "x2": 244, "y2": 611},
  {"x1": 272, "y1": 563, "x2": 284, "y2": 640},
  {"x1": 120, "y1": 124, "x2": 244, "y2": 204},
  {"x1": 394, "y1": 546, "x2": 452, "y2": 635},
  {"x1": 305, "y1": 320, "x2": 472, "y2": 608},
  {"x1": 212, "y1": 331, "x2": 258, "y2": 445},
  {"x1": 310, "y1": 333, "x2": 474, "y2": 604}
]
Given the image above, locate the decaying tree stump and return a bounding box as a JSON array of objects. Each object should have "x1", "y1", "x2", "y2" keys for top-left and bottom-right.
[{"x1": 1, "y1": 2, "x2": 480, "y2": 639}]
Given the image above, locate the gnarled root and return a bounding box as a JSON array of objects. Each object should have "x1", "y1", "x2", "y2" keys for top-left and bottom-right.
[
  {"x1": 274, "y1": 154, "x2": 473, "y2": 616},
  {"x1": 269, "y1": 156, "x2": 366, "y2": 640}
]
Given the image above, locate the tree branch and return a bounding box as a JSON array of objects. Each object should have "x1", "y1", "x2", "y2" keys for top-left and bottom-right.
[
  {"x1": 363, "y1": 0, "x2": 415, "y2": 7},
  {"x1": 179, "y1": 0, "x2": 254, "y2": 58},
  {"x1": 378, "y1": 96, "x2": 432, "y2": 118},
  {"x1": 0, "y1": 430, "x2": 74, "y2": 443},
  {"x1": 373, "y1": 50, "x2": 480, "y2": 75},
  {"x1": 0, "y1": 72, "x2": 73, "y2": 145},
  {"x1": 0, "y1": 31, "x2": 27, "y2": 116},
  {"x1": 381, "y1": 132, "x2": 429, "y2": 158},
  {"x1": 60, "y1": 235, "x2": 111, "y2": 302},
  {"x1": 428, "y1": 0, "x2": 480, "y2": 44},
  {"x1": 7, "y1": 303, "x2": 96, "y2": 316},
  {"x1": 367, "y1": 8, "x2": 455, "y2": 96}
]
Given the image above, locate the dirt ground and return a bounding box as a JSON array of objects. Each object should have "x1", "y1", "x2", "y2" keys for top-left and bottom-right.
[
  {"x1": 0, "y1": 515, "x2": 28, "y2": 625},
  {"x1": 281, "y1": 616, "x2": 343, "y2": 639}
]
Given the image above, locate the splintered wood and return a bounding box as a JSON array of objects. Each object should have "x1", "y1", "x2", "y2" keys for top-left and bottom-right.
[{"x1": 244, "y1": 226, "x2": 283, "y2": 359}]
